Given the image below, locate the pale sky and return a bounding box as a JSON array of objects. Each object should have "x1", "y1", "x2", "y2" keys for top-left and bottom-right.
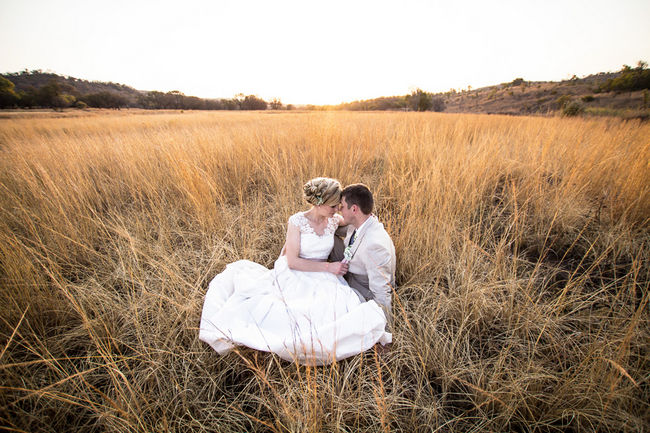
[{"x1": 1, "y1": 0, "x2": 649, "y2": 105}]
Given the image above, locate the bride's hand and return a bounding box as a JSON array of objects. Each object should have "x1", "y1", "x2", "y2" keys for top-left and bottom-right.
[{"x1": 327, "y1": 261, "x2": 349, "y2": 276}]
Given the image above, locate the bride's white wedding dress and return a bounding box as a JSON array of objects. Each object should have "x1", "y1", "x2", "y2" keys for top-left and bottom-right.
[{"x1": 199, "y1": 211, "x2": 391, "y2": 365}]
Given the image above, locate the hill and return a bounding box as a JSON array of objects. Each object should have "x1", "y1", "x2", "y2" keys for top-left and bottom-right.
[
  {"x1": 0, "y1": 70, "x2": 263, "y2": 110},
  {"x1": 443, "y1": 72, "x2": 647, "y2": 117},
  {"x1": 2, "y1": 69, "x2": 141, "y2": 103},
  {"x1": 323, "y1": 62, "x2": 650, "y2": 119}
]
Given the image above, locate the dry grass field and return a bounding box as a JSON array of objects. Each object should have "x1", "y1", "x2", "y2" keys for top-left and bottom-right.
[{"x1": 0, "y1": 110, "x2": 648, "y2": 432}]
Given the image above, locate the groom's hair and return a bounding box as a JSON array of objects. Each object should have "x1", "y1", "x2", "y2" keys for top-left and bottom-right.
[{"x1": 342, "y1": 184, "x2": 373, "y2": 215}]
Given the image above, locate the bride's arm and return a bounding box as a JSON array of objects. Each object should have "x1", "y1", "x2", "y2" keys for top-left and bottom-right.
[{"x1": 285, "y1": 223, "x2": 347, "y2": 275}]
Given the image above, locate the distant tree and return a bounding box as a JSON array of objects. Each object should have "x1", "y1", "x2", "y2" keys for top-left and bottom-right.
[
  {"x1": 232, "y1": 93, "x2": 245, "y2": 110},
  {"x1": 204, "y1": 99, "x2": 225, "y2": 110},
  {"x1": 56, "y1": 93, "x2": 77, "y2": 109},
  {"x1": 220, "y1": 98, "x2": 238, "y2": 110},
  {"x1": 430, "y1": 96, "x2": 446, "y2": 112},
  {"x1": 184, "y1": 96, "x2": 206, "y2": 110},
  {"x1": 168, "y1": 90, "x2": 184, "y2": 109},
  {"x1": 241, "y1": 95, "x2": 267, "y2": 110},
  {"x1": 269, "y1": 97, "x2": 283, "y2": 110},
  {"x1": 408, "y1": 88, "x2": 432, "y2": 111},
  {"x1": 81, "y1": 91, "x2": 128, "y2": 108},
  {"x1": 16, "y1": 87, "x2": 37, "y2": 107},
  {"x1": 0, "y1": 77, "x2": 19, "y2": 107},
  {"x1": 286, "y1": 104, "x2": 294, "y2": 110},
  {"x1": 36, "y1": 79, "x2": 61, "y2": 107},
  {"x1": 510, "y1": 78, "x2": 525, "y2": 87}
]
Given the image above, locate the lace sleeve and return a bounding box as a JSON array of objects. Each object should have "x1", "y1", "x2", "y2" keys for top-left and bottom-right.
[
  {"x1": 289, "y1": 212, "x2": 311, "y2": 234},
  {"x1": 288, "y1": 213, "x2": 302, "y2": 229}
]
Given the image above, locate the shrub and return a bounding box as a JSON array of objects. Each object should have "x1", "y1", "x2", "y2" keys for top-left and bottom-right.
[
  {"x1": 582, "y1": 95, "x2": 595, "y2": 103},
  {"x1": 562, "y1": 100, "x2": 585, "y2": 116},
  {"x1": 556, "y1": 95, "x2": 572, "y2": 109}
]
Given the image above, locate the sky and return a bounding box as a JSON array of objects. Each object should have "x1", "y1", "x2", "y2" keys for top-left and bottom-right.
[{"x1": 1, "y1": 0, "x2": 649, "y2": 105}]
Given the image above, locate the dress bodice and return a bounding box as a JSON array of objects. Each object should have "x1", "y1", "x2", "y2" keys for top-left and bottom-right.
[{"x1": 288, "y1": 212, "x2": 339, "y2": 260}]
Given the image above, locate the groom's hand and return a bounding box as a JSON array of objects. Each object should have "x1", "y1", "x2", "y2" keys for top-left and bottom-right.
[{"x1": 328, "y1": 261, "x2": 349, "y2": 276}]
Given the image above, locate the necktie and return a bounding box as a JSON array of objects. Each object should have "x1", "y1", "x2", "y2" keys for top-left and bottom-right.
[{"x1": 349, "y1": 230, "x2": 357, "y2": 246}]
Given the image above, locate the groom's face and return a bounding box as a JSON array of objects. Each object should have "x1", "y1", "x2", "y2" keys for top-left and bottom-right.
[{"x1": 339, "y1": 197, "x2": 355, "y2": 223}]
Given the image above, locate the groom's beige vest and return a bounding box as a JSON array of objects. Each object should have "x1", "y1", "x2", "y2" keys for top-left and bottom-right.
[{"x1": 334, "y1": 216, "x2": 396, "y2": 314}]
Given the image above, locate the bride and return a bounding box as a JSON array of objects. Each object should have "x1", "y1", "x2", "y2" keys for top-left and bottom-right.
[{"x1": 199, "y1": 177, "x2": 391, "y2": 365}]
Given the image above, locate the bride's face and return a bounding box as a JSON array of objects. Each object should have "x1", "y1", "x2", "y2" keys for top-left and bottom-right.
[{"x1": 316, "y1": 203, "x2": 339, "y2": 218}]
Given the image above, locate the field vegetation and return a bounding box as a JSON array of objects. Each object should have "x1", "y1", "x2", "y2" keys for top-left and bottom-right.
[{"x1": 0, "y1": 111, "x2": 648, "y2": 432}]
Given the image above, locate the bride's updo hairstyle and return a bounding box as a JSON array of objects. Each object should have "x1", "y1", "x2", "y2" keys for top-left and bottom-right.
[{"x1": 303, "y1": 177, "x2": 342, "y2": 207}]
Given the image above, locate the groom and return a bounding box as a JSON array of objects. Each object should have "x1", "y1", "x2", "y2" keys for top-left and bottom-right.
[{"x1": 331, "y1": 184, "x2": 396, "y2": 321}]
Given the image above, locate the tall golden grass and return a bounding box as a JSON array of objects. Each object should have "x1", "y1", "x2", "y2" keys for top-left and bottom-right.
[{"x1": 0, "y1": 110, "x2": 648, "y2": 432}]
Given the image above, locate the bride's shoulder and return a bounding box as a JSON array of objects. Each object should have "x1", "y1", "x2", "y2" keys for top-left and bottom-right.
[{"x1": 288, "y1": 211, "x2": 308, "y2": 227}]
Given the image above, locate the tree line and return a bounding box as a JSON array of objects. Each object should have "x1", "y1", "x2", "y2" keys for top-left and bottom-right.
[
  {"x1": 0, "y1": 71, "x2": 285, "y2": 110},
  {"x1": 6, "y1": 62, "x2": 645, "y2": 113},
  {"x1": 597, "y1": 61, "x2": 650, "y2": 93},
  {"x1": 310, "y1": 89, "x2": 446, "y2": 112}
]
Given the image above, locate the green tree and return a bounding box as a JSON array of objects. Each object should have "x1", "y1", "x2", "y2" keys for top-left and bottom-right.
[
  {"x1": 599, "y1": 60, "x2": 650, "y2": 93},
  {"x1": 0, "y1": 76, "x2": 19, "y2": 107},
  {"x1": 408, "y1": 88, "x2": 432, "y2": 111},
  {"x1": 36, "y1": 79, "x2": 61, "y2": 107}
]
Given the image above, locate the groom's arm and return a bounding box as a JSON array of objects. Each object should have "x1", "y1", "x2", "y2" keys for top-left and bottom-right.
[{"x1": 365, "y1": 242, "x2": 394, "y2": 320}]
